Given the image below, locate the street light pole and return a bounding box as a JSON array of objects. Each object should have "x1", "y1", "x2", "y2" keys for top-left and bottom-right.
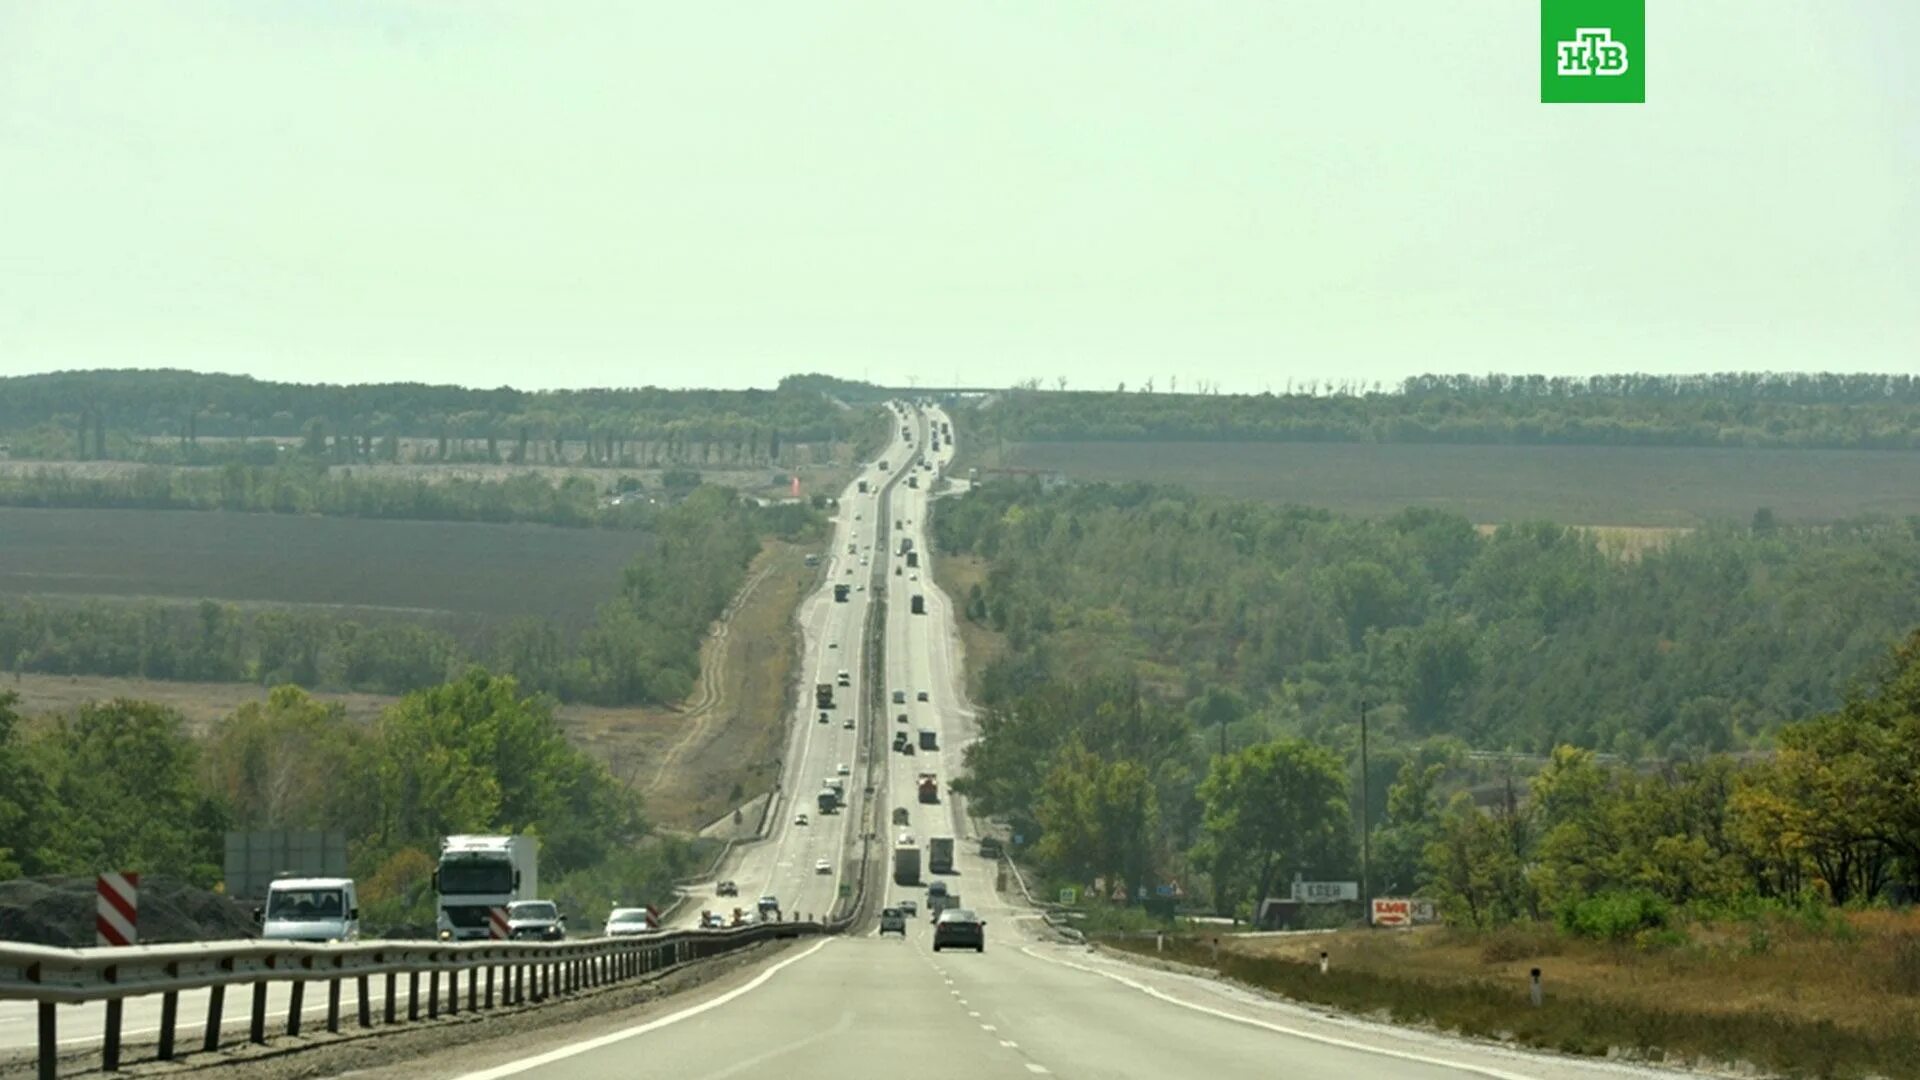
[{"x1": 1359, "y1": 699, "x2": 1370, "y2": 918}]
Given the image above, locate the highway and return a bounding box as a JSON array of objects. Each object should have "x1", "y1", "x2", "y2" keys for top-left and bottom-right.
[
  {"x1": 425, "y1": 403, "x2": 1686, "y2": 1080},
  {"x1": 5, "y1": 403, "x2": 1692, "y2": 1079}
]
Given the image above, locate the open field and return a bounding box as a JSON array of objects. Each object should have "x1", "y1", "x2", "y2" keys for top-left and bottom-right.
[
  {"x1": 0, "y1": 456, "x2": 858, "y2": 505},
  {"x1": 1111, "y1": 912, "x2": 1920, "y2": 1078},
  {"x1": 0, "y1": 507, "x2": 645, "y2": 624},
  {"x1": 5, "y1": 539, "x2": 823, "y2": 833},
  {"x1": 979, "y1": 440, "x2": 1920, "y2": 526}
]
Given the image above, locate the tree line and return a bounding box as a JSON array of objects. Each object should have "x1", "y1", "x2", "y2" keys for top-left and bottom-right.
[
  {"x1": 958, "y1": 638, "x2": 1920, "y2": 924},
  {"x1": 0, "y1": 461, "x2": 687, "y2": 528},
  {"x1": 0, "y1": 486, "x2": 821, "y2": 706},
  {"x1": 0, "y1": 369, "x2": 859, "y2": 464},
  {"x1": 0, "y1": 673, "x2": 695, "y2": 929},
  {"x1": 963, "y1": 380, "x2": 1920, "y2": 451}
]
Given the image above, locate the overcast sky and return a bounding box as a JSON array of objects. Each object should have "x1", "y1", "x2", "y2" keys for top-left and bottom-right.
[{"x1": 1, "y1": 2, "x2": 1913, "y2": 392}]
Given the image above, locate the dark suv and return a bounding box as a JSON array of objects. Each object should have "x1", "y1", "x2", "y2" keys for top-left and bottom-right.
[{"x1": 932, "y1": 907, "x2": 985, "y2": 952}]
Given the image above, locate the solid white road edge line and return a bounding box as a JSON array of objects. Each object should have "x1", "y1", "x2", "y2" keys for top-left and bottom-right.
[
  {"x1": 1018, "y1": 946, "x2": 1545, "y2": 1080},
  {"x1": 448, "y1": 939, "x2": 833, "y2": 1080}
]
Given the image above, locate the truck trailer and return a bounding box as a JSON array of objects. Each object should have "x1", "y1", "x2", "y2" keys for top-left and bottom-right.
[
  {"x1": 816, "y1": 683, "x2": 834, "y2": 709},
  {"x1": 928, "y1": 836, "x2": 955, "y2": 875},
  {"x1": 434, "y1": 835, "x2": 537, "y2": 940},
  {"x1": 893, "y1": 843, "x2": 921, "y2": 885}
]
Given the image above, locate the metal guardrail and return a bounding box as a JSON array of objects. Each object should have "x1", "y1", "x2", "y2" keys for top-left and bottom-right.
[{"x1": 2, "y1": 920, "x2": 821, "y2": 1079}]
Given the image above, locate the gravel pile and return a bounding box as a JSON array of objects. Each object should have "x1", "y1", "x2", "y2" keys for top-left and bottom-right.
[{"x1": 0, "y1": 874, "x2": 257, "y2": 946}]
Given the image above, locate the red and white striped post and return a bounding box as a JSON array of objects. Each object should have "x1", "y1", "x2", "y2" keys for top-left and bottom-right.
[
  {"x1": 487, "y1": 906, "x2": 510, "y2": 940},
  {"x1": 96, "y1": 872, "x2": 139, "y2": 947}
]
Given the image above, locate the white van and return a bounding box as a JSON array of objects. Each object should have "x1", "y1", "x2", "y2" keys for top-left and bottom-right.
[{"x1": 259, "y1": 877, "x2": 360, "y2": 942}]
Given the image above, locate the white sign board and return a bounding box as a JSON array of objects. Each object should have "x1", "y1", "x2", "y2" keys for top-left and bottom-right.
[{"x1": 1291, "y1": 880, "x2": 1359, "y2": 904}]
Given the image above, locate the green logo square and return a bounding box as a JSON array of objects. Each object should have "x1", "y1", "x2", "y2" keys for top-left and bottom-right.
[{"x1": 1542, "y1": 0, "x2": 1644, "y2": 103}]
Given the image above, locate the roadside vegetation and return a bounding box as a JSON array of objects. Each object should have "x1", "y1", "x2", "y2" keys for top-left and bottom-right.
[
  {"x1": 1110, "y1": 909, "x2": 1920, "y2": 1079},
  {"x1": 0, "y1": 675, "x2": 697, "y2": 932},
  {"x1": 967, "y1": 373, "x2": 1920, "y2": 450}
]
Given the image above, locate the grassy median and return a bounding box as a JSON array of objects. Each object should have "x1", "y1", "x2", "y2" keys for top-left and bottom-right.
[{"x1": 1105, "y1": 909, "x2": 1920, "y2": 1079}]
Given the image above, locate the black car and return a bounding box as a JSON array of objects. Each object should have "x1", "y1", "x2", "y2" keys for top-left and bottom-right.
[{"x1": 932, "y1": 907, "x2": 985, "y2": 952}]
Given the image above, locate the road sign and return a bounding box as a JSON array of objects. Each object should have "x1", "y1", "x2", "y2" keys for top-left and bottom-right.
[
  {"x1": 96, "y1": 872, "x2": 139, "y2": 946},
  {"x1": 488, "y1": 906, "x2": 510, "y2": 940},
  {"x1": 1059, "y1": 887, "x2": 1077, "y2": 905},
  {"x1": 1291, "y1": 880, "x2": 1359, "y2": 904},
  {"x1": 1371, "y1": 898, "x2": 1413, "y2": 926},
  {"x1": 1110, "y1": 885, "x2": 1128, "y2": 902},
  {"x1": 1155, "y1": 885, "x2": 1172, "y2": 897}
]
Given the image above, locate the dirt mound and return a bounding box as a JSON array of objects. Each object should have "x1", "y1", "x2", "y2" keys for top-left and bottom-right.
[{"x1": 0, "y1": 875, "x2": 257, "y2": 947}]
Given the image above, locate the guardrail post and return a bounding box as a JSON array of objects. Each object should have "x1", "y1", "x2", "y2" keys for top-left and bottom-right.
[
  {"x1": 407, "y1": 972, "x2": 420, "y2": 1022},
  {"x1": 447, "y1": 969, "x2": 459, "y2": 1015},
  {"x1": 37, "y1": 1002, "x2": 55, "y2": 1080},
  {"x1": 103, "y1": 997, "x2": 123, "y2": 1071},
  {"x1": 250, "y1": 981, "x2": 268, "y2": 1044},
  {"x1": 287, "y1": 981, "x2": 304, "y2": 1036},
  {"x1": 468, "y1": 964, "x2": 479, "y2": 1011},
  {"x1": 327, "y1": 978, "x2": 341, "y2": 1033},
  {"x1": 384, "y1": 972, "x2": 396, "y2": 1025},
  {"x1": 357, "y1": 974, "x2": 372, "y2": 1028},
  {"x1": 203, "y1": 985, "x2": 225, "y2": 1052},
  {"x1": 158, "y1": 990, "x2": 179, "y2": 1060},
  {"x1": 485, "y1": 963, "x2": 496, "y2": 1008},
  {"x1": 428, "y1": 971, "x2": 440, "y2": 1019}
]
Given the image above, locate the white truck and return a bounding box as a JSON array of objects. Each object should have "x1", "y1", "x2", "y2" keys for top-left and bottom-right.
[
  {"x1": 435, "y1": 835, "x2": 538, "y2": 940},
  {"x1": 927, "y1": 836, "x2": 955, "y2": 875},
  {"x1": 893, "y1": 842, "x2": 921, "y2": 885}
]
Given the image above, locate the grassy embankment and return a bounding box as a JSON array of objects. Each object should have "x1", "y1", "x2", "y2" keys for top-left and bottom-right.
[
  {"x1": 1106, "y1": 912, "x2": 1920, "y2": 1079},
  {"x1": 975, "y1": 440, "x2": 1920, "y2": 527}
]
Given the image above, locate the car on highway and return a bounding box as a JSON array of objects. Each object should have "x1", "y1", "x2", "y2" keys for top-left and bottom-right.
[
  {"x1": 828, "y1": 641, "x2": 838, "y2": 649},
  {"x1": 898, "y1": 899, "x2": 918, "y2": 916},
  {"x1": 932, "y1": 907, "x2": 985, "y2": 952},
  {"x1": 716, "y1": 880, "x2": 739, "y2": 897},
  {"x1": 896, "y1": 713, "x2": 909, "y2": 724},
  {"x1": 879, "y1": 906, "x2": 907, "y2": 935},
  {"x1": 794, "y1": 812, "x2": 809, "y2": 826},
  {"x1": 917, "y1": 690, "x2": 930, "y2": 702},
  {"x1": 910, "y1": 573, "x2": 920, "y2": 581},
  {"x1": 700, "y1": 911, "x2": 728, "y2": 929},
  {"x1": 505, "y1": 899, "x2": 566, "y2": 941},
  {"x1": 843, "y1": 716, "x2": 854, "y2": 729},
  {"x1": 814, "y1": 858, "x2": 833, "y2": 874},
  {"x1": 604, "y1": 907, "x2": 658, "y2": 936},
  {"x1": 892, "y1": 689, "x2": 906, "y2": 704},
  {"x1": 837, "y1": 762, "x2": 850, "y2": 775}
]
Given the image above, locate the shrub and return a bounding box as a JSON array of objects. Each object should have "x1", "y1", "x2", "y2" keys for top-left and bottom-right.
[{"x1": 1557, "y1": 890, "x2": 1670, "y2": 943}]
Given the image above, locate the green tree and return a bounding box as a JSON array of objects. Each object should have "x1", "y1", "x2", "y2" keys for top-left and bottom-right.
[
  {"x1": 1195, "y1": 738, "x2": 1350, "y2": 912},
  {"x1": 26, "y1": 700, "x2": 227, "y2": 885}
]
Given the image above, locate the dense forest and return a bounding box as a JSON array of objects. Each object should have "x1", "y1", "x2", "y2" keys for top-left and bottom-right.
[
  {"x1": 0, "y1": 369, "x2": 859, "y2": 465},
  {"x1": 937, "y1": 480, "x2": 1920, "y2": 756},
  {"x1": 941, "y1": 478, "x2": 1920, "y2": 917},
  {"x1": 0, "y1": 675, "x2": 697, "y2": 928},
  {"x1": 966, "y1": 374, "x2": 1920, "y2": 450},
  {"x1": 0, "y1": 487, "x2": 820, "y2": 705},
  {"x1": 958, "y1": 652, "x2": 1920, "y2": 924}
]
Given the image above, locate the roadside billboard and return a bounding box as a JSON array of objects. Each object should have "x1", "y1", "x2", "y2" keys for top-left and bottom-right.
[{"x1": 1370, "y1": 897, "x2": 1437, "y2": 926}]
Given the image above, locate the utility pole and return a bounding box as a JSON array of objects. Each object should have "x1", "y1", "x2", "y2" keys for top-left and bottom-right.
[{"x1": 1359, "y1": 698, "x2": 1370, "y2": 916}]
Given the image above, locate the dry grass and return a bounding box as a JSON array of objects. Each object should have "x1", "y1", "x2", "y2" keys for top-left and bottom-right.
[
  {"x1": 3, "y1": 672, "x2": 395, "y2": 732},
  {"x1": 929, "y1": 553, "x2": 1005, "y2": 700},
  {"x1": 554, "y1": 540, "x2": 820, "y2": 831},
  {"x1": 1111, "y1": 910, "x2": 1920, "y2": 1077},
  {"x1": 1474, "y1": 522, "x2": 1691, "y2": 561}
]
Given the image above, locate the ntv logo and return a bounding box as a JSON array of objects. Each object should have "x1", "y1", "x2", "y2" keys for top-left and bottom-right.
[
  {"x1": 1541, "y1": 0, "x2": 1642, "y2": 102},
  {"x1": 1556, "y1": 27, "x2": 1629, "y2": 76}
]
